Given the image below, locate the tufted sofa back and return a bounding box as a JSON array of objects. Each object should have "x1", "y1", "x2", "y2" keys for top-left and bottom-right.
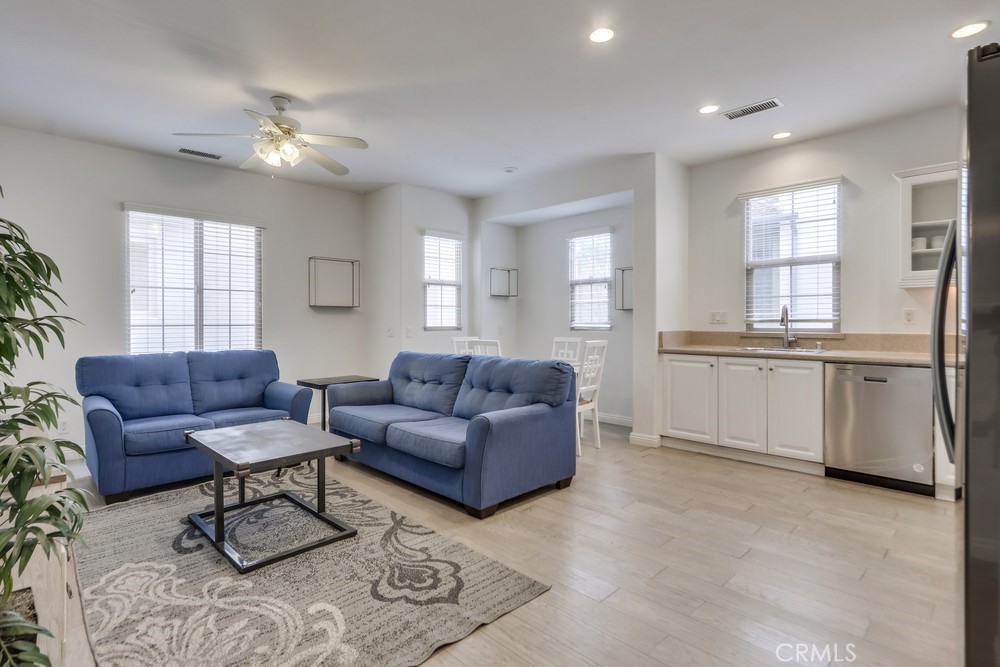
[
  {"x1": 453, "y1": 356, "x2": 574, "y2": 420},
  {"x1": 388, "y1": 352, "x2": 470, "y2": 415},
  {"x1": 187, "y1": 350, "x2": 279, "y2": 414},
  {"x1": 76, "y1": 352, "x2": 194, "y2": 420}
]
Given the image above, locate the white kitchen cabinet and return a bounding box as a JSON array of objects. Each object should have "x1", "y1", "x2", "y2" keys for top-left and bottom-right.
[
  {"x1": 894, "y1": 162, "x2": 959, "y2": 288},
  {"x1": 718, "y1": 356, "x2": 767, "y2": 453},
  {"x1": 766, "y1": 359, "x2": 825, "y2": 462},
  {"x1": 661, "y1": 354, "x2": 718, "y2": 444}
]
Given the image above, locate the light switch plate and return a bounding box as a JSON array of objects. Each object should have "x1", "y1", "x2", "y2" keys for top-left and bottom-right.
[{"x1": 710, "y1": 311, "x2": 727, "y2": 324}]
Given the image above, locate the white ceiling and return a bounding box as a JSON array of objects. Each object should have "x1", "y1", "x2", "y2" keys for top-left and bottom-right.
[{"x1": 0, "y1": 0, "x2": 994, "y2": 198}]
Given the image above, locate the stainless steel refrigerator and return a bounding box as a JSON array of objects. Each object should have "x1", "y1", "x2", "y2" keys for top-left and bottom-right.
[{"x1": 932, "y1": 41, "x2": 1000, "y2": 666}]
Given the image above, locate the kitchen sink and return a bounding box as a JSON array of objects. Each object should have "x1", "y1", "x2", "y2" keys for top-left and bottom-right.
[{"x1": 738, "y1": 346, "x2": 826, "y2": 355}]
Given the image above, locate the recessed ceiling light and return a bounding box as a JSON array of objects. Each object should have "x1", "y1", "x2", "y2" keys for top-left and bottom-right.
[
  {"x1": 772, "y1": 132, "x2": 792, "y2": 140},
  {"x1": 589, "y1": 28, "x2": 614, "y2": 43},
  {"x1": 951, "y1": 21, "x2": 991, "y2": 39},
  {"x1": 502, "y1": 167, "x2": 519, "y2": 174},
  {"x1": 699, "y1": 105, "x2": 720, "y2": 114}
]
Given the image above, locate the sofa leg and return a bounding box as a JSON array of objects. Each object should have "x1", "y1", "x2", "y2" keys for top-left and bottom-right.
[
  {"x1": 334, "y1": 454, "x2": 347, "y2": 462},
  {"x1": 555, "y1": 476, "x2": 573, "y2": 490},
  {"x1": 104, "y1": 491, "x2": 133, "y2": 504},
  {"x1": 465, "y1": 504, "x2": 498, "y2": 519}
]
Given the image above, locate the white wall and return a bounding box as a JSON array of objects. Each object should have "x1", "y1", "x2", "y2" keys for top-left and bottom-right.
[
  {"x1": 478, "y1": 222, "x2": 519, "y2": 353},
  {"x1": 515, "y1": 206, "x2": 634, "y2": 423},
  {"x1": 688, "y1": 106, "x2": 961, "y2": 333},
  {"x1": 362, "y1": 183, "x2": 472, "y2": 375},
  {"x1": 474, "y1": 153, "x2": 689, "y2": 443},
  {"x1": 0, "y1": 123, "x2": 366, "y2": 436}
]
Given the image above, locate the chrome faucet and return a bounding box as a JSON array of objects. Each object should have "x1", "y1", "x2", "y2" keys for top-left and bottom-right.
[{"x1": 780, "y1": 305, "x2": 797, "y2": 348}]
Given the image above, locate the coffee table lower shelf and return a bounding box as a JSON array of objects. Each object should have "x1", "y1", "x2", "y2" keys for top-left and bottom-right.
[{"x1": 188, "y1": 489, "x2": 357, "y2": 574}]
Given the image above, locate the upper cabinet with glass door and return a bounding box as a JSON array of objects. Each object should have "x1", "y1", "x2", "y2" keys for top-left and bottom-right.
[{"x1": 894, "y1": 162, "x2": 959, "y2": 288}]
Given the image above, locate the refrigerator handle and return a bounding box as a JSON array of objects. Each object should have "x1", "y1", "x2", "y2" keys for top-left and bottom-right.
[{"x1": 931, "y1": 218, "x2": 957, "y2": 463}]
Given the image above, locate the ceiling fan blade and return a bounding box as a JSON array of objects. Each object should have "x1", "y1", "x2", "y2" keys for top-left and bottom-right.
[
  {"x1": 173, "y1": 133, "x2": 259, "y2": 138},
  {"x1": 298, "y1": 133, "x2": 369, "y2": 149},
  {"x1": 245, "y1": 109, "x2": 281, "y2": 135},
  {"x1": 300, "y1": 146, "x2": 349, "y2": 176},
  {"x1": 238, "y1": 154, "x2": 260, "y2": 170}
]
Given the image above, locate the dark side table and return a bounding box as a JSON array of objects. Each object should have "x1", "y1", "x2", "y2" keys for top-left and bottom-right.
[{"x1": 297, "y1": 375, "x2": 378, "y2": 431}]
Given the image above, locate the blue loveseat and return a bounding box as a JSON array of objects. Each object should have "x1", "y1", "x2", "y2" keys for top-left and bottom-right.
[
  {"x1": 328, "y1": 351, "x2": 577, "y2": 518},
  {"x1": 76, "y1": 349, "x2": 311, "y2": 500}
]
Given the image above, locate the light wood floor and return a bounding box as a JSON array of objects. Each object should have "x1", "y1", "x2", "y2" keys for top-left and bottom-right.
[{"x1": 46, "y1": 423, "x2": 961, "y2": 666}]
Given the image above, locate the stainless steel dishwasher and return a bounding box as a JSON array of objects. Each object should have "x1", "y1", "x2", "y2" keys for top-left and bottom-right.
[{"x1": 824, "y1": 363, "x2": 934, "y2": 495}]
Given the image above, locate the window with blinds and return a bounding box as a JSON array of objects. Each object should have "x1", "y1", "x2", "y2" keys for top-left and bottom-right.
[
  {"x1": 744, "y1": 180, "x2": 841, "y2": 332},
  {"x1": 424, "y1": 234, "x2": 462, "y2": 330},
  {"x1": 126, "y1": 208, "x2": 262, "y2": 353},
  {"x1": 569, "y1": 232, "x2": 612, "y2": 330}
]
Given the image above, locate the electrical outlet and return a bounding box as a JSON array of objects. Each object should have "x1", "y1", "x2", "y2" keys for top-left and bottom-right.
[
  {"x1": 405, "y1": 327, "x2": 413, "y2": 338},
  {"x1": 902, "y1": 308, "x2": 916, "y2": 324},
  {"x1": 57, "y1": 419, "x2": 68, "y2": 433},
  {"x1": 709, "y1": 311, "x2": 727, "y2": 324},
  {"x1": 497, "y1": 325, "x2": 503, "y2": 337},
  {"x1": 387, "y1": 327, "x2": 395, "y2": 338}
]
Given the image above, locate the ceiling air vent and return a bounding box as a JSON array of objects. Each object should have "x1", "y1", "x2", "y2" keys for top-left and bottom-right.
[
  {"x1": 178, "y1": 148, "x2": 222, "y2": 160},
  {"x1": 721, "y1": 98, "x2": 783, "y2": 120}
]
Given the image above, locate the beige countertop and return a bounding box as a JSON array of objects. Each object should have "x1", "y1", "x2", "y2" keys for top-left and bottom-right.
[{"x1": 658, "y1": 345, "x2": 933, "y2": 367}]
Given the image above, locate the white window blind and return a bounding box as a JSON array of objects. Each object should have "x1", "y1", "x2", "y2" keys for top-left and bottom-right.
[
  {"x1": 126, "y1": 208, "x2": 262, "y2": 353},
  {"x1": 424, "y1": 234, "x2": 462, "y2": 330},
  {"x1": 569, "y1": 232, "x2": 612, "y2": 330},
  {"x1": 744, "y1": 180, "x2": 841, "y2": 332}
]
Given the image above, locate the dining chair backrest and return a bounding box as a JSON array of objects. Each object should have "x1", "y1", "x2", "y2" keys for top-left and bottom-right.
[
  {"x1": 473, "y1": 339, "x2": 503, "y2": 356},
  {"x1": 577, "y1": 340, "x2": 608, "y2": 400},
  {"x1": 551, "y1": 337, "x2": 583, "y2": 364},
  {"x1": 452, "y1": 337, "x2": 480, "y2": 354}
]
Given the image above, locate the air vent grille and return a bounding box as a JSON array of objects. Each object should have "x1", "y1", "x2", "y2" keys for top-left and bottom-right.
[
  {"x1": 722, "y1": 98, "x2": 783, "y2": 120},
  {"x1": 178, "y1": 148, "x2": 222, "y2": 160}
]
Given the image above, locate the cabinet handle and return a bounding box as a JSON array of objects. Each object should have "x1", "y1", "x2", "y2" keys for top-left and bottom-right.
[
  {"x1": 769, "y1": 367, "x2": 774, "y2": 371},
  {"x1": 709, "y1": 363, "x2": 714, "y2": 367},
  {"x1": 758, "y1": 366, "x2": 763, "y2": 371}
]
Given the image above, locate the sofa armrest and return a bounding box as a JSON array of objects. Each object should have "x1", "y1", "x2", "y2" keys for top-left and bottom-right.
[
  {"x1": 82, "y1": 395, "x2": 126, "y2": 496},
  {"x1": 462, "y1": 401, "x2": 577, "y2": 510},
  {"x1": 264, "y1": 381, "x2": 312, "y2": 424},
  {"x1": 328, "y1": 379, "x2": 393, "y2": 408}
]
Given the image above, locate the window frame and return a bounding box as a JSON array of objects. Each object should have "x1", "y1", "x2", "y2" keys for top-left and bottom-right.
[
  {"x1": 423, "y1": 232, "x2": 463, "y2": 331},
  {"x1": 568, "y1": 231, "x2": 613, "y2": 331},
  {"x1": 124, "y1": 204, "x2": 263, "y2": 353},
  {"x1": 742, "y1": 179, "x2": 842, "y2": 334}
]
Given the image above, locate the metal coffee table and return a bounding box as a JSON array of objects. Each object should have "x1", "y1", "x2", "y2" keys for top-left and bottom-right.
[{"x1": 184, "y1": 419, "x2": 360, "y2": 574}]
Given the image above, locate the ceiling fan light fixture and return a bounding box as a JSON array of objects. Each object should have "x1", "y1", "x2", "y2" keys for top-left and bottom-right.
[
  {"x1": 279, "y1": 139, "x2": 300, "y2": 162},
  {"x1": 253, "y1": 140, "x2": 282, "y2": 167}
]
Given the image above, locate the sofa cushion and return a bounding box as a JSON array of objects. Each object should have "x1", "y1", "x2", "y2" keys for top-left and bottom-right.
[
  {"x1": 453, "y1": 357, "x2": 574, "y2": 420},
  {"x1": 388, "y1": 352, "x2": 470, "y2": 415},
  {"x1": 330, "y1": 404, "x2": 444, "y2": 444},
  {"x1": 122, "y1": 414, "x2": 214, "y2": 456},
  {"x1": 76, "y1": 352, "x2": 194, "y2": 421},
  {"x1": 187, "y1": 350, "x2": 279, "y2": 415},
  {"x1": 386, "y1": 417, "x2": 470, "y2": 469},
  {"x1": 199, "y1": 407, "x2": 289, "y2": 429}
]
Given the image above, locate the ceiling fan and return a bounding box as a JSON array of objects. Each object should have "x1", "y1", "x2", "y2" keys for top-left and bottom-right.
[{"x1": 174, "y1": 96, "x2": 368, "y2": 176}]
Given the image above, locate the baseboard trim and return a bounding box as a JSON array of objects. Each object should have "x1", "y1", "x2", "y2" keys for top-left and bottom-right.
[
  {"x1": 629, "y1": 432, "x2": 661, "y2": 447},
  {"x1": 582, "y1": 412, "x2": 633, "y2": 428},
  {"x1": 661, "y1": 437, "x2": 825, "y2": 476}
]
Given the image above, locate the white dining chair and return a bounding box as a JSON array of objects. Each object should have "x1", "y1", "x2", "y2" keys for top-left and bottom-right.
[
  {"x1": 473, "y1": 339, "x2": 503, "y2": 356},
  {"x1": 551, "y1": 337, "x2": 583, "y2": 364},
  {"x1": 452, "y1": 337, "x2": 480, "y2": 354},
  {"x1": 575, "y1": 340, "x2": 608, "y2": 456}
]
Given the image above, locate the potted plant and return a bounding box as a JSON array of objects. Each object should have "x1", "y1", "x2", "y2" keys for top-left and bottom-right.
[{"x1": 0, "y1": 184, "x2": 87, "y2": 666}]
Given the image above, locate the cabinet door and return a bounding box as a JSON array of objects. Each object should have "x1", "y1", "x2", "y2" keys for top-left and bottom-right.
[
  {"x1": 894, "y1": 163, "x2": 958, "y2": 288},
  {"x1": 719, "y1": 357, "x2": 767, "y2": 453},
  {"x1": 767, "y1": 359, "x2": 824, "y2": 461},
  {"x1": 662, "y1": 354, "x2": 718, "y2": 444}
]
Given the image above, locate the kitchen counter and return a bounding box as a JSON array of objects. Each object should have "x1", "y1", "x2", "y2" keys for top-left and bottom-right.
[{"x1": 658, "y1": 345, "x2": 932, "y2": 367}]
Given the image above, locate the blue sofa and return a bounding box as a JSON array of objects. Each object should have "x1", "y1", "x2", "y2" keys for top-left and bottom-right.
[
  {"x1": 328, "y1": 352, "x2": 577, "y2": 518},
  {"x1": 76, "y1": 349, "x2": 312, "y2": 500}
]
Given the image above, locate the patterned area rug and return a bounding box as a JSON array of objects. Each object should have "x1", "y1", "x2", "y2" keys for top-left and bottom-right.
[{"x1": 74, "y1": 467, "x2": 548, "y2": 666}]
